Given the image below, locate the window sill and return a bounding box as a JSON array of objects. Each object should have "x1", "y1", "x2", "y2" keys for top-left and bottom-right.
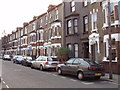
[
  {"x1": 91, "y1": 1, "x2": 96, "y2": 4},
  {"x1": 91, "y1": 29, "x2": 98, "y2": 32},
  {"x1": 102, "y1": 23, "x2": 109, "y2": 28},
  {"x1": 102, "y1": 57, "x2": 117, "y2": 62},
  {"x1": 66, "y1": 33, "x2": 79, "y2": 37},
  {"x1": 37, "y1": 40, "x2": 44, "y2": 42}
]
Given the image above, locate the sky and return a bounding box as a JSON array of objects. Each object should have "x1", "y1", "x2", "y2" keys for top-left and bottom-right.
[{"x1": 0, "y1": 0, "x2": 62, "y2": 38}]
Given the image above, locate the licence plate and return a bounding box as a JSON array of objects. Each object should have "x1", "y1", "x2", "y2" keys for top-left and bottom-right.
[
  {"x1": 95, "y1": 73, "x2": 101, "y2": 76},
  {"x1": 51, "y1": 64, "x2": 57, "y2": 65}
]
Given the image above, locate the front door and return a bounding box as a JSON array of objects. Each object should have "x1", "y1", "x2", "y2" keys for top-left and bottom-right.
[
  {"x1": 91, "y1": 44, "x2": 97, "y2": 61},
  {"x1": 83, "y1": 42, "x2": 89, "y2": 58}
]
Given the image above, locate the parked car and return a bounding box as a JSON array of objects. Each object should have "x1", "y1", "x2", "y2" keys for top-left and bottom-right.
[
  {"x1": 21, "y1": 56, "x2": 33, "y2": 66},
  {"x1": 31, "y1": 56, "x2": 59, "y2": 71},
  {"x1": 56, "y1": 58, "x2": 105, "y2": 80},
  {"x1": 13, "y1": 55, "x2": 24, "y2": 64},
  {"x1": 3, "y1": 55, "x2": 11, "y2": 60}
]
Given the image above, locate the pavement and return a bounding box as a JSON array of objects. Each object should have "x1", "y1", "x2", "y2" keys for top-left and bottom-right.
[{"x1": 101, "y1": 73, "x2": 120, "y2": 87}]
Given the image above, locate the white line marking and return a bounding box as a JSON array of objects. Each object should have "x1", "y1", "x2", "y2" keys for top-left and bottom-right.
[
  {"x1": 46, "y1": 72, "x2": 51, "y2": 74},
  {"x1": 52, "y1": 74, "x2": 58, "y2": 76},
  {"x1": 3, "y1": 81, "x2": 5, "y2": 84},
  {"x1": 81, "y1": 82, "x2": 94, "y2": 85},
  {"x1": 6, "y1": 85, "x2": 9, "y2": 88},
  {"x1": 108, "y1": 81, "x2": 118, "y2": 85},
  {"x1": 70, "y1": 79, "x2": 77, "y2": 82},
  {"x1": 60, "y1": 76, "x2": 66, "y2": 79}
]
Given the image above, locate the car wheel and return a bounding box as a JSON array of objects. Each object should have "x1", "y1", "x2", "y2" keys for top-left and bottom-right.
[
  {"x1": 77, "y1": 72, "x2": 84, "y2": 80},
  {"x1": 95, "y1": 76, "x2": 100, "y2": 80},
  {"x1": 31, "y1": 64, "x2": 34, "y2": 69},
  {"x1": 40, "y1": 65, "x2": 44, "y2": 71},
  {"x1": 58, "y1": 68, "x2": 62, "y2": 75}
]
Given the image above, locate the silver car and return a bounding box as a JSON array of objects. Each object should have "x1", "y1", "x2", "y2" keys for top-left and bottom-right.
[{"x1": 31, "y1": 56, "x2": 59, "y2": 71}]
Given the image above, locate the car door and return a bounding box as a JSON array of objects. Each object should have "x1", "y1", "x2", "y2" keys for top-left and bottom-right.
[
  {"x1": 62, "y1": 58, "x2": 75, "y2": 74},
  {"x1": 36, "y1": 57, "x2": 43, "y2": 68},
  {"x1": 69, "y1": 59, "x2": 81, "y2": 75}
]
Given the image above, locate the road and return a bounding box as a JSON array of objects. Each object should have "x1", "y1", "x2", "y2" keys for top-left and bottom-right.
[{"x1": 1, "y1": 59, "x2": 119, "y2": 89}]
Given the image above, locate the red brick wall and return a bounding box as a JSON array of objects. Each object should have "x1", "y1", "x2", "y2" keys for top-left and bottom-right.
[{"x1": 102, "y1": 62, "x2": 119, "y2": 74}]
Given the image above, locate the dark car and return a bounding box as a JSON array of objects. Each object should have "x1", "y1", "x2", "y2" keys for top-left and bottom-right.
[
  {"x1": 57, "y1": 58, "x2": 105, "y2": 80},
  {"x1": 21, "y1": 56, "x2": 33, "y2": 66},
  {"x1": 13, "y1": 56, "x2": 24, "y2": 64}
]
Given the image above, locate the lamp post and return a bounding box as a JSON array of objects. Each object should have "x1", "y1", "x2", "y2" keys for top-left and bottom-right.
[{"x1": 108, "y1": 0, "x2": 113, "y2": 79}]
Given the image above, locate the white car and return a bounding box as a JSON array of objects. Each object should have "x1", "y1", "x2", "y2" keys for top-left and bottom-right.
[
  {"x1": 31, "y1": 56, "x2": 59, "y2": 71},
  {"x1": 3, "y1": 55, "x2": 11, "y2": 60}
]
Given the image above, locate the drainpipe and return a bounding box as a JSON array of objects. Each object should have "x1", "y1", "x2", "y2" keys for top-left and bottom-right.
[{"x1": 108, "y1": 0, "x2": 113, "y2": 79}]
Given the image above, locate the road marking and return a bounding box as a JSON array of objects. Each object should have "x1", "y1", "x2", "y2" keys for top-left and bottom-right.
[
  {"x1": 52, "y1": 74, "x2": 58, "y2": 77},
  {"x1": 70, "y1": 79, "x2": 77, "y2": 82},
  {"x1": 60, "y1": 76, "x2": 66, "y2": 79},
  {"x1": 108, "y1": 81, "x2": 118, "y2": 85},
  {"x1": 81, "y1": 82, "x2": 94, "y2": 85},
  {"x1": 46, "y1": 72, "x2": 51, "y2": 75},
  {"x1": 1, "y1": 78, "x2": 10, "y2": 88},
  {"x1": 3, "y1": 81, "x2": 5, "y2": 84},
  {"x1": 6, "y1": 85, "x2": 9, "y2": 88}
]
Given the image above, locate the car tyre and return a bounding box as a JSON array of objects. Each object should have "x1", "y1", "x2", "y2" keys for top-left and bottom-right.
[
  {"x1": 77, "y1": 72, "x2": 84, "y2": 80},
  {"x1": 31, "y1": 64, "x2": 34, "y2": 69},
  {"x1": 58, "y1": 68, "x2": 62, "y2": 75},
  {"x1": 40, "y1": 65, "x2": 44, "y2": 71}
]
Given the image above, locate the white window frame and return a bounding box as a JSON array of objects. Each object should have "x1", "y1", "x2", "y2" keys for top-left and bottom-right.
[
  {"x1": 68, "y1": 44, "x2": 72, "y2": 51},
  {"x1": 71, "y1": 0, "x2": 75, "y2": 12},
  {"x1": 84, "y1": 0, "x2": 88, "y2": 7},
  {"x1": 91, "y1": 0, "x2": 97, "y2": 4},
  {"x1": 40, "y1": 19, "x2": 43, "y2": 27},
  {"x1": 91, "y1": 12, "x2": 97, "y2": 31},
  {"x1": 55, "y1": 9, "x2": 59, "y2": 20},
  {"x1": 32, "y1": 23, "x2": 36, "y2": 30},
  {"x1": 74, "y1": 44, "x2": 78, "y2": 58}
]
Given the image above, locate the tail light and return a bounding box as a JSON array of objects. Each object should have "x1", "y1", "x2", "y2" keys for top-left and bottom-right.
[
  {"x1": 88, "y1": 67, "x2": 96, "y2": 70},
  {"x1": 45, "y1": 62, "x2": 49, "y2": 65}
]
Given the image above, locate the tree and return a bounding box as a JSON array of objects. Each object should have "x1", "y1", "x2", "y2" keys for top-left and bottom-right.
[{"x1": 57, "y1": 47, "x2": 71, "y2": 63}]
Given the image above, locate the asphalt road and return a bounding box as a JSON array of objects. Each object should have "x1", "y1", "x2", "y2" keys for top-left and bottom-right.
[{"x1": 1, "y1": 59, "x2": 119, "y2": 88}]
